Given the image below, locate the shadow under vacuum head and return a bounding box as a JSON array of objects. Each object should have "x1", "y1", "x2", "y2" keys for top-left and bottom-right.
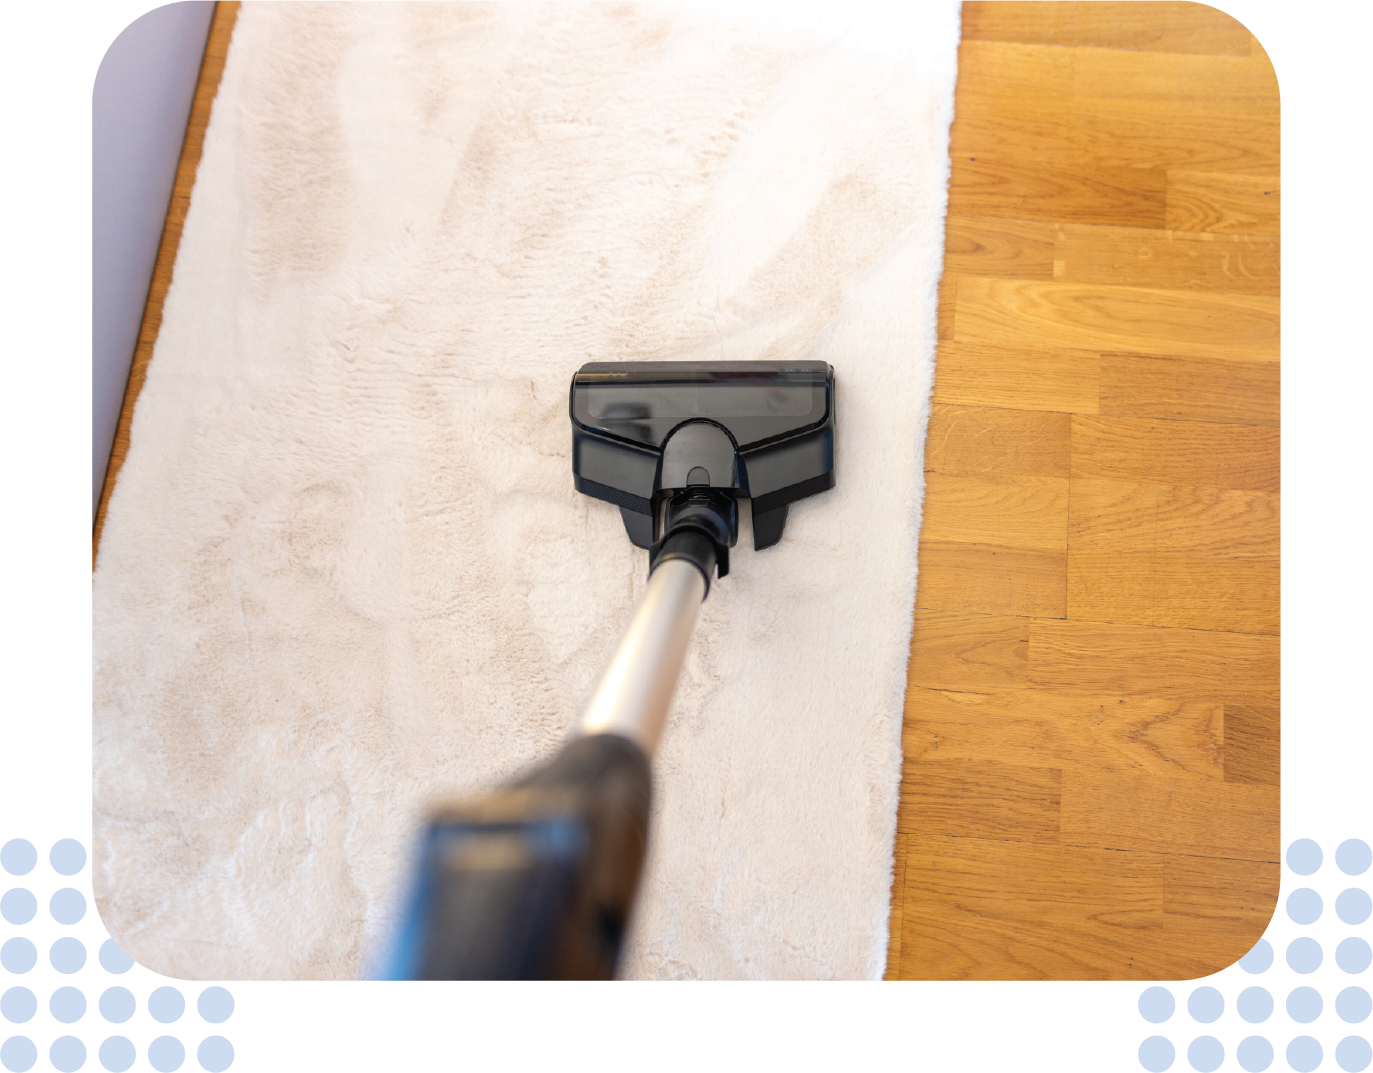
[{"x1": 570, "y1": 361, "x2": 835, "y2": 552}]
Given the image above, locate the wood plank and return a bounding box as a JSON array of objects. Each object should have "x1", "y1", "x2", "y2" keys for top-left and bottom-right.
[
  {"x1": 921, "y1": 473, "x2": 1069, "y2": 550},
  {"x1": 1059, "y1": 768, "x2": 1279, "y2": 859},
  {"x1": 907, "y1": 609, "x2": 1030, "y2": 693},
  {"x1": 903, "y1": 686, "x2": 1225, "y2": 781},
  {"x1": 925, "y1": 404, "x2": 1071, "y2": 479},
  {"x1": 961, "y1": 1, "x2": 1255, "y2": 55},
  {"x1": 950, "y1": 95, "x2": 1279, "y2": 171},
  {"x1": 1099, "y1": 353, "x2": 1280, "y2": 427},
  {"x1": 898, "y1": 761, "x2": 1061, "y2": 842},
  {"x1": 956, "y1": 40, "x2": 1074, "y2": 99},
  {"x1": 1073, "y1": 49, "x2": 1278, "y2": 101},
  {"x1": 1068, "y1": 479, "x2": 1279, "y2": 559},
  {"x1": 955, "y1": 278, "x2": 1279, "y2": 362},
  {"x1": 1030, "y1": 619, "x2": 1280, "y2": 698},
  {"x1": 899, "y1": 836, "x2": 1163, "y2": 980},
  {"x1": 1054, "y1": 224, "x2": 1279, "y2": 296},
  {"x1": 1223, "y1": 703, "x2": 1280, "y2": 785},
  {"x1": 915, "y1": 542, "x2": 1067, "y2": 618},
  {"x1": 933, "y1": 341, "x2": 1099, "y2": 414},
  {"x1": 1160, "y1": 855, "x2": 1279, "y2": 970},
  {"x1": 93, "y1": 1, "x2": 241, "y2": 564},
  {"x1": 1166, "y1": 171, "x2": 1280, "y2": 234},
  {"x1": 948, "y1": 156, "x2": 1167, "y2": 228},
  {"x1": 944, "y1": 215, "x2": 1054, "y2": 280},
  {"x1": 1071, "y1": 414, "x2": 1280, "y2": 493}
]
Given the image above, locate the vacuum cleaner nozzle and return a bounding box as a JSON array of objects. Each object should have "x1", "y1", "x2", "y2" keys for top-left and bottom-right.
[{"x1": 570, "y1": 361, "x2": 835, "y2": 569}]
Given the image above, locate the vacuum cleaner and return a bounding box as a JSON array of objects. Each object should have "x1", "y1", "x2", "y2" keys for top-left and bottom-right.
[{"x1": 379, "y1": 360, "x2": 835, "y2": 979}]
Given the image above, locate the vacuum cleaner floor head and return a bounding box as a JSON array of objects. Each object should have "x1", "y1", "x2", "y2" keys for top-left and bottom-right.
[{"x1": 570, "y1": 361, "x2": 835, "y2": 553}]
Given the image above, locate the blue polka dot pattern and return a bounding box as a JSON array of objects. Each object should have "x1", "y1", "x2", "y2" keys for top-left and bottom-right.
[
  {"x1": 0, "y1": 940, "x2": 35, "y2": 975},
  {"x1": 1236, "y1": 1035, "x2": 1274, "y2": 1072},
  {"x1": 148, "y1": 1036, "x2": 186, "y2": 1073},
  {"x1": 98, "y1": 940, "x2": 134, "y2": 975},
  {"x1": 0, "y1": 990, "x2": 34, "y2": 1025},
  {"x1": 99, "y1": 987, "x2": 135, "y2": 1024},
  {"x1": 1339, "y1": 889, "x2": 1373, "y2": 926},
  {"x1": 1139, "y1": 1035, "x2": 1175, "y2": 1072},
  {"x1": 1237, "y1": 986, "x2": 1273, "y2": 1023},
  {"x1": 149, "y1": 986, "x2": 186, "y2": 1024},
  {"x1": 1288, "y1": 1035, "x2": 1324, "y2": 1073},
  {"x1": 1340, "y1": 987, "x2": 1373, "y2": 1023},
  {"x1": 197, "y1": 987, "x2": 234, "y2": 1024},
  {"x1": 48, "y1": 889, "x2": 85, "y2": 926},
  {"x1": 197, "y1": 1036, "x2": 234, "y2": 1072},
  {"x1": 47, "y1": 841, "x2": 85, "y2": 877},
  {"x1": 99, "y1": 1035, "x2": 135, "y2": 1073},
  {"x1": 1288, "y1": 985, "x2": 1324, "y2": 1023},
  {"x1": 1139, "y1": 986, "x2": 1175, "y2": 1023},
  {"x1": 49, "y1": 1036, "x2": 85, "y2": 1073},
  {"x1": 1339, "y1": 938, "x2": 1373, "y2": 975},
  {"x1": 1287, "y1": 887, "x2": 1323, "y2": 925},
  {"x1": 49, "y1": 937, "x2": 86, "y2": 975},
  {"x1": 1287, "y1": 936, "x2": 1324, "y2": 974},
  {"x1": 0, "y1": 892, "x2": 35, "y2": 927},
  {"x1": 1239, "y1": 938, "x2": 1274, "y2": 973},
  {"x1": 1336, "y1": 1036, "x2": 1372, "y2": 1072},
  {"x1": 1187, "y1": 986, "x2": 1223, "y2": 1023},
  {"x1": 0, "y1": 842, "x2": 36, "y2": 877},
  {"x1": 0, "y1": 1035, "x2": 36, "y2": 1072},
  {"x1": 1338, "y1": 840, "x2": 1373, "y2": 876},
  {"x1": 1288, "y1": 839, "x2": 1324, "y2": 876},
  {"x1": 1187, "y1": 1035, "x2": 1223, "y2": 1072},
  {"x1": 48, "y1": 988, "x2": 86, "y2": 1024}
]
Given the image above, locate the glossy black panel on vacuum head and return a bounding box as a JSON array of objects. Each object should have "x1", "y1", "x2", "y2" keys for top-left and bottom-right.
[{"x1": 570, "y1": 361, "x2": 835, "y2": 551}]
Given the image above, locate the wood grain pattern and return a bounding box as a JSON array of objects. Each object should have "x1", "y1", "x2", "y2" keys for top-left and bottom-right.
[
  {"x1": 1054, "y1": 224, "x2": 1279, "y2": 295},
  {"x1": 1071, "y1": 415, "x2": 1280, "y2": 494},
  {"x1": 962, "y1": 2, "x2": 1255, "y2": 54},
  {"x1": 932, "y1": 341, "x2": 1100, "y2": 414},
  {"x1": 93, "y1": 1, "x2": 240, "y2": 565},
  {"x1": 1099, "y1": 353, "x2": 1280, "y2": 427},
  {"x1": 1166, "y1": 171, "x2": 1280, "y2": 234}
]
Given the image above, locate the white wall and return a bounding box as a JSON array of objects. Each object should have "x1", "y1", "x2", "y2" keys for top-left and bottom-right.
[{"x1": 92, "y1": 1, "x2": 215, "y2": 519}]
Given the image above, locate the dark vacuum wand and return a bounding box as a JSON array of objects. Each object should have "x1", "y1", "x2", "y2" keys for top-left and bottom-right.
[
  {"x1": 379, "y1": 525, "x2": 720, "y2": 980},
  {"x1": 378, "y1": 360, "x2": 834, "y2": 979}
]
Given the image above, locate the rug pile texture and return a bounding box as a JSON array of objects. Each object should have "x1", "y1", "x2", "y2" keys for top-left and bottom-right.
[{"x1": 93, "y1": 0, "x2": 960, "y2": 980}]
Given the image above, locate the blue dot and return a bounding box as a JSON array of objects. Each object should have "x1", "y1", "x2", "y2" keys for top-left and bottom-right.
[
  {"x1": 196, "y1": 1036, "x2": 233, "y2": 1072},
  {"x1": 99, "y1": 987, "x2": 135, "y2": 1024},
  {"x1": 1288, "y1": 1036, "x2": 1324, "y2": 1073},
  {"x1": 49, "y1": 842, "x2": 85, "y2": 877},
  {"x1": 49, "y1": 1036, "x2": 85, "y2": 1073},
  {"x1": 149, "y1": 987, "x2": 185, "y2": 1024},
  {"x1": 1188, "y1": 986, "x2": 1224, "y2": 1023},
  {"x1": 1338, "y1": 840, "x2": 1373, "y2": 877},
  {"x1": 1289, "y1": 937, "x2": 1325, "y2": 974},
  {"x1": 1340, "y1": 890, "x2": 1373, "y2": 927},
  {"x1": 0, "y1": 989, "x2": 35, "y2": 1025},
  {"x1": 98, "y1": 1036, "x2": 134, "y2": 1072},
  {"x1": 1288, "y1": 986, "x2": 1324, "y2": 1023},
  {"x1": 49, "y1": 889, "x2": 86, "y2": 926},
  {"x1": 1237, "y1": 1036, "x2": 1275, "y2": 1072},
  {"x1": 1187, "y1": 1035, "x2": 1224, "y2": 1072},
  {"x1": 148, "y1": 1036, "x2": 185, "y2": 1073},
  {"x1": 0, "y1": 892, "x2": 34, "y2": 927},
  {"x1": 1289, "y1": 887, "x2": 1324, "y2": 925},
  {"x1": 1140, "y1": 1035, "x2": 1175, "y2": 1071},
  {"x1": 0, "y1": 842, "x2": 35, "y2": 877},
  {"x1": 196, "y1": 987, "x2": 233, "y2": 1024},
  {"x1": 1240, "y1": 938, "x2": 1274, "y2": 973},
  {"x1": 1339, "y1": 938, "x2": 1373, "y2": 974},
  {"x1": 1340, "y1": 987, "x2": 1373, "y2": 1023},
  {"x1": 1239, "y1": 986, "x2": 1274, "y2": 1023},
  {"x1": 0, "y1": 940, "x2": 35, "y2": 975},
  {"x1": 49, "y1": 938, "x2": 86, "y2": 975},
  {"x1": 1338, "y1": 1036, "x2": 1372, "y2": 1072},
  {"x1": 1139, "y1": 986, "x2": 1175, "y2": 1023},
  {"x1": 1289, "y1": 839, "x2": 1324, "y2": 876},
  {"x1": 49, "y1": 987, "x2": 86, "y2": 1024},
  {"x1": 98, "y1": 941, "x2": 133, "y2": 975},
  {"x1": 0, "y1": 1035, "x2": 36, "y2": 1072}
]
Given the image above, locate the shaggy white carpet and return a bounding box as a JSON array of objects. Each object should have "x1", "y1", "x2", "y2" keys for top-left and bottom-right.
[{"x1": 92, "y1": 0, "x2": 959, "y2": 980}]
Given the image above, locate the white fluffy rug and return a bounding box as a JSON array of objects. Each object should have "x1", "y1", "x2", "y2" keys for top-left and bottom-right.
[{"x1": 92, "y1": 0, "x2": 959, "y2": 980}]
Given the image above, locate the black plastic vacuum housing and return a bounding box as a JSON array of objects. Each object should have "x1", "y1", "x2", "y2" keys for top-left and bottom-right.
[{"x1": 570, "y1": 361, "x2": 836, "y2": 571}]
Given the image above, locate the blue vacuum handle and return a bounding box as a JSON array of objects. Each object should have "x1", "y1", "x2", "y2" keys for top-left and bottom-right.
[{"x1": 378, "y1": 733, "x2": 651, "y2": 980}]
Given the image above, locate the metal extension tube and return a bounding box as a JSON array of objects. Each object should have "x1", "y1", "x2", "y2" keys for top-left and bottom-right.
[{"x1": 578, "y1": 558, "x2": 706, "y2": 755}]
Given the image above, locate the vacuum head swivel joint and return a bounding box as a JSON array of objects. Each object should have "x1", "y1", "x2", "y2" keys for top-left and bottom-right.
[{"x1": 570, "y1": 361, "x2": 836, "y2": 585}]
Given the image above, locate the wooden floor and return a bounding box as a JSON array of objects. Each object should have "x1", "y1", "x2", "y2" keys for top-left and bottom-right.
[
  {"x1": 94, "y1": 2, "x2": 1280, "y2": 981},
  {"x1": 885, "y1": 2, "x2": 1280, "y2": 980}
]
